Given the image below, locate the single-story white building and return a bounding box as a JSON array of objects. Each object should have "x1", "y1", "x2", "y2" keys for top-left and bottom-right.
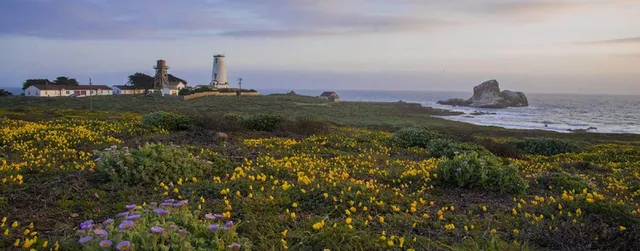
[
  {"x1": 161, "y1": 82, "x2": 186, "y2": 96},
  {"x1": 24, "y1": 85, "x2": 113, "y2": 97},
  {"x1": 112, "y1": 85, "x2": 147, "y2": 95}
]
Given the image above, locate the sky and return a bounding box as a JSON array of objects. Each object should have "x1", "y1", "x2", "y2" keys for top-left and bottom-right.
[{"x1": 0, "y1": 0, "x2": 639, "y2": 94}]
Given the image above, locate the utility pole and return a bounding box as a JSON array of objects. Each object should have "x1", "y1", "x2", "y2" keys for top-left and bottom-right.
[
  {"x1": 89, "y1": 78, "x2": 93, "y2": 111},
  {"x1": 238, "y1": 78, "x2": 243, "y2": 93}
]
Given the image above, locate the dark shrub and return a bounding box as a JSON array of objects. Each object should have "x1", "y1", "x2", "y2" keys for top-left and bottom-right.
[
  {"x1": 178, "y1": 88, "x2": 195, "y2": 96},
  {"x1": 95, "y1": 144, "x2": 214, "y2": 185},
  {"x1": 280, "y1": 116, "x2": 329, "y2": 136},
  {"x1": 515, "y1": 138, "x2": 581, "y2": 156},
  {"x1": 427, "y1": 138, "x2": 491, "y2": 158},
  {"x1": 223, "y1": 113, "x2": 242, "y2": 122},
  {"x1": 185, "y1": 112, "x2": 245, "y2": 132},
  {"x1": 245, "y1": 114, "x2": 285, "y2": 132},
  {"x1": 474, "y1": 138, "x2": 523, "y2": 159},
  {"x1": 194, "y1": 86, "x2": 214, "y2": 93},
  {"x1": 538, "y1": 172, "x2": 591, "y2": 192},
  {"x1": 141, "y1": 111, "x2": 191, "y2": 130},
  {"x1": 436, "y1": 152, "x2": 527, "y2": 194},
  {"x1": 392, "y1": 126, "x2": 442, "y2": 148}
]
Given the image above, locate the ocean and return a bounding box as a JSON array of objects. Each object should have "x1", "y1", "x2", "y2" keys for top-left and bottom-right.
[{"x1": 261, "y1": 89, "x2": 640, "y2": 134}]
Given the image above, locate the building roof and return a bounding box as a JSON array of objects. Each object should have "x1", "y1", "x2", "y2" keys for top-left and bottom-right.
[
  {"x1": 29, "y1": 84, "x2": 112, "y2": 90},
  {"x1": 320, "y1": 91, "x2": 338, "y2": 97},
  {"x1": 113, "y1": 85, "x2": 145, "y2": 90}
]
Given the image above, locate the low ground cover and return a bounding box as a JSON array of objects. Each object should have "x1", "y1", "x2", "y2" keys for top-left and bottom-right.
[{"x1": 0, "y1": 102, "x2": 639, "y2": 250}]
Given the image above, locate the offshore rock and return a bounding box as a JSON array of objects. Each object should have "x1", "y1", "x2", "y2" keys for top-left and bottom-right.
[{"x1": 438, "y1": 80, "x2": 528, "y2": 108}]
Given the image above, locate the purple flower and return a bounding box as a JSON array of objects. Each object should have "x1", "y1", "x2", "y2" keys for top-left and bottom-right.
[
  {"x1": 118, "y1": 221, "x2": 134, "y2": 230},
  {"x1": 204, "y1": 213, "x2": 224, "y2": 220},
  {"x1": 168, "y1": 224, "x2": 177, "y2": 230},
  {"x1": 79, "y1": 236, "x2": 93, "y2": 244},
  {"x1": 225, "y1": 221, "x2": 234, "y2": 228},
  {"x1": 168, "y1": 182, "x2": 174, "y2": 188},
  {"x1": 178, "y1": 229, "x2": 187, "y2": 234},
  {"x1": 99, "y1": 240, "x2": 112, "y2": 248},
  {"x1": 153, "y1": 208, "x2": 170, "y2": 216},
  {"x1": 164, "y1": 199, "x2": 175, "y2": 203},
  {"x1": 103, "y1": 218, "x2": 115, "y2": 225},
  {"x1": 125, "y1": 204, "x2": 137, "y2": 211},
  {"x1": 80, "y1": 220, "x2": 94, "y2": 230},
  {"x1": 159, "y1": 202, "x2": 173, "y2": 207},
  {"x1": 93, "y1": 228, "x2": 108, "y2": 238},
  {"x1": 173, "y1": 200, "x2": 188, "y2": 207},
  {"x1": 117, "y1": 212, "x2": 130, "y2": 218},
  {"x1": 116, "y1": 241, "x2": 131, "y2": 251},
  {"x1": 125, "y1": 214, "x2": 141, "y2": 220},
  {"x1": 150, "y1": 226, "x2": 164, "y2": 234},
  {"x1": 209, "y1": 224, "x2": 220, "y2": 231}
]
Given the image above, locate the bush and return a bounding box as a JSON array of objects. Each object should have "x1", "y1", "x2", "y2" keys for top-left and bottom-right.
[
  {"x1": 194, "y1": 86, "x2": 215, "y2": 93},
  {"x1": 244, "y1": 114, "x2": 285, "y2": 132},
  {"x1": 515, "y1": 138, "x2": 582, "y2": 156},
  {"x1": 427, "y1": 138, "x2": 491, "y2": 158},
  {"x1": 436, "y1": 152, "x2": 527, "y2": 194},
  {"x1": 95, "y1": 144, "x2": 213, "y2": 185},
  {"x1": 474, "y1": 138, "x2": 523, "y2": 159},
  {"x1": 178, "y1": 88, "x2": 195, "y2": 96},
  {"x1": 223, "y1": 113, "x2": 242, "y2": 122},
  {"x1": 141, "y1": 111, "x2": 191, "y2": 131},
  {"x1": 539, "y1": 172, "x2": 591, "y2": 192},
  {"x1": 72, "y1": 199, "x2": 250, "y2": 250},
  {"x1": 280, "y1": 116, "x2": 329, "y2": 135},
  {"x1": 392, "y1": 126, "x2": 441, "y2": 148}
]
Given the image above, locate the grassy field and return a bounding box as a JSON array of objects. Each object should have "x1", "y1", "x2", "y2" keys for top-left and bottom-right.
[
  {"x1": 3, "y1": 94, "x2": 639, "y2": 142},
  {"x1": 1, "y1": 95, "x2": 639, "y2": 250}
]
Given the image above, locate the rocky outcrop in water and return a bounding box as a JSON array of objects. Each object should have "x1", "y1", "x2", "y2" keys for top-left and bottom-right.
[{"x1": 438, "y1": 80, "x2": 529, "y2": 108}]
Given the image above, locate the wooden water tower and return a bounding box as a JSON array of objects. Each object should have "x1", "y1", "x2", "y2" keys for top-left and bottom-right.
[{"x1": 153, "y1": 60, "x2": 170, "y2": 90}]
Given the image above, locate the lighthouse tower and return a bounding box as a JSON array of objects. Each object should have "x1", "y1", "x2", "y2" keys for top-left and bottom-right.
[{"x1": 211, "y1": 54, "x2": 228, "y2": 89}]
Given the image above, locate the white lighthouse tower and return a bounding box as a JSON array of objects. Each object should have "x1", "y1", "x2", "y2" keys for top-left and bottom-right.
[{"x1": 211, "y1": 54, "x2": 228, "y2": 89}]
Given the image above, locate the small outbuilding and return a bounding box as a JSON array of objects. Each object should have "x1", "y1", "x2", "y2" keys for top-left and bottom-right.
[
  {"x1": 112, "y1": 85, "x2": 146, "y2": 95},
  {"x1": 319, "y1": 91, "x2": 340, "y2": 102},
  {"x1": 25, "y1": 85, "x2": 112, "y2": 97}
]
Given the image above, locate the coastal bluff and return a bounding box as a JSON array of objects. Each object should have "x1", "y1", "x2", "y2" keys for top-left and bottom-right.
[{"x1": 438, "y1": 80, "x2": 529, "y2": 108}]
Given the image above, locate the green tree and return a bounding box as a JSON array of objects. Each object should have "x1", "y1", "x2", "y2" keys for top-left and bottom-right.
[
  {"x1": 53, "y1": 76, "x2": 79, "y2": 86},
  {"x1": 0, "y1": 89, "x2": 13, "y2": 96},
  {"x1": 128, "y1": 73, "x2": 154, "y2": 90},
  {"x1": 168, "y1": 74, "x2": 188, "y2": 85},
  {"x1": 22, "y1": 79, "x2": 51, "y2": 90}
]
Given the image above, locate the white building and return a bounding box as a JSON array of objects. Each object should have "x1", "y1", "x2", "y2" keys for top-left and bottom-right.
[
  {"x1": 112, "y1": 85, "x2": 147, "y2": 95},
  {"x1": 24, "y1": 85, "x2": 113, "y2": 97},
  {"x1": 161, "y1": 82, "x2": 186, "y2": 96},
  {"x1": 211, "y1": 54, "x2": 228, "y2": 89}
]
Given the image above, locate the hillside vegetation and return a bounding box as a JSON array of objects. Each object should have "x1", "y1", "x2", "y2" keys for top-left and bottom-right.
[{"x1": 0, "y1": 95, "x2": 639, "y2": 250}]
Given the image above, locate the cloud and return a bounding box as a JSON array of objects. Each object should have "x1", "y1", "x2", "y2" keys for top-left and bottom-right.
[
  {"x1": 0, "y1": 0, "x2": 634, "y2": 39},
  {"x1": 586, "y1": 36, "x2": 640, "y2": 44},
  {"x1": 0, "y1": 0, "x2": 454, "y2": 39}
]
